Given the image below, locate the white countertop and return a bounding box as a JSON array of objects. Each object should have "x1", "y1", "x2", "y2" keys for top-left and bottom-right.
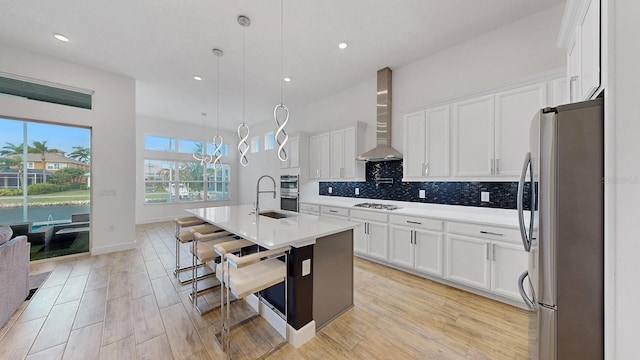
[
  {"x1": 300, "y1": 197, "x2": 524, "y2": 228},
  {"x1": 186, "y1": 204, "x2": 358, "y2": 249}
]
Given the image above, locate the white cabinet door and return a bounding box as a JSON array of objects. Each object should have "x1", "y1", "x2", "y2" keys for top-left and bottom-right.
[
  {"x1": 580, "y1": 0, "x2": 600, "y2": 100},
  {"x1": 567, "y1": 27, "x2": 582, "y2": 103},
  {"x1": 279, "y1": 136, "x2": 300, "y2": 169},
  {"x1": 490, "y1": 242, "x2": 528, "y2": 301},
  {"x1": 494, "y1": 83, "x2": 547, "y2": 177},
  {"x1": 403, "y1": 111, "x2": 427, "y2": 178},
  {"x1": 351, "y1": 219, "x2": 368, "y2": 255},
  {"x1": 548, "y1": 77, "x2": 568, "y2": 107},
  {"x1": 288, "y1": 137, "x2": 299, "y2": 168},
  {"x1": 452, "y1": 95, "x2": 494, "y2": 177},
  {"x1": 367, "y1": 222, "x2": 388, "y2": 262},
  {"x1": 414, "y1": 230, "x2": 444, "y2": 276},
  {"x1": 426, "y1": 106, "x2": 450, "y2": 177},
  {"x1": 342, "y1": 127, "x2": 358, "y2": 179},
  {"x1": 330, "y1": 130, "x2": 344, "y2": 179},
  {"x1": 311, "y1": 133, "x2": 331, "y2": 179},
  {"x1": 446, "y1": 235, "x2": 491, "y2": 290},
  {"x1": 388, "y1": 226, "x2": 414, "y2": 268}
]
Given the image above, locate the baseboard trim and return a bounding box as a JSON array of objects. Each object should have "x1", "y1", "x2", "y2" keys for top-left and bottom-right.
[{"x1": 91, "y1": 241, "x2": 136, "y2": 256}]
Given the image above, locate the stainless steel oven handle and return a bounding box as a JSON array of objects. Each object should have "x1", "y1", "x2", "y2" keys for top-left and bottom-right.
[
  {"x1": 518, "y1": 152, "x2": 532, "y2": 252},
  {"x1": 280, "y1": 195, "x2": 298, "y2": 199},
  {"x1": 518, "y1": 270, "x2": 537, "y2": 311}
]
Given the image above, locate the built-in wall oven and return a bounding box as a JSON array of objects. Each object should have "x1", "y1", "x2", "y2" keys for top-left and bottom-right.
[{"x1": 280, "y1": 175, "x2": 299, "y2": 212}]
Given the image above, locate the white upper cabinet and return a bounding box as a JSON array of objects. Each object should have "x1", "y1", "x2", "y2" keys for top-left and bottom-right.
[
  {"x1": 564, "y1": 0, "x2": 601, "y2": 103},
  {"x1": 309, "y1": 133, "x2": 330, "y2": 179},
  {"x1": 280, "y1": 136, "x2": 303, "y2": 169},
  {"x1": 403, "y1": 106, "x2": 450, "y2": 180},
  {"x1": 580, "y1": 0, "x2": 600, "y2": 100},
  {"x1": 452, "y1": 95, "x2": 495, "y2": 177},
  {"x1": 494, "y1": 83, "x2": 548, "y2": 177},
  {"x1": 311, "y1": 123, "x2": 366, "y2": 181}
]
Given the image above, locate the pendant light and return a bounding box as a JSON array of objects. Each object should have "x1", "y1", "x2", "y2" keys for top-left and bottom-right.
[
  {"x1": 237, "y1": 15, "x2": 251, "y2": 167},
  {"x1": 193, "y1": 112, "x2": 213, "y2": 164},
  {"x1": 212, "y1": 48, "x2": 224, "y2": 170},
  {"x1": 274, "y1": 0, "x2": 289, "y2": 162}
]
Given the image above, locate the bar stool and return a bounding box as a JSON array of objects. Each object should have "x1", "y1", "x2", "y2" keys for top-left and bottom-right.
[
  {"x1": 174, "y1": 217, "x2": 220, "y2": 284},
  {"x1": 190, "y1": 229, "x2": 237, "y2": 313},
  {"x1": 214, "y1": 244, "x2": 291, "y2": 359}
]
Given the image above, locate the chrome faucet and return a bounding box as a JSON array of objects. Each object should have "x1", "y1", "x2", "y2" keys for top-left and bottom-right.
[{"x1": 255, "y1": 175, "x2": 276, "y2": 213}]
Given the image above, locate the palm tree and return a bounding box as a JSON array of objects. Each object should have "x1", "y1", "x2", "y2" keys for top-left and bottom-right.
[
  {"x1": 31, "y1": 140, "x2": 50, "y2": 183},
  {"x1": 67, "y1": 146, "x2": 91, "y2": 164},
  {"x1": 0, "y1": 142, "x2": 25, "y2": 157}
]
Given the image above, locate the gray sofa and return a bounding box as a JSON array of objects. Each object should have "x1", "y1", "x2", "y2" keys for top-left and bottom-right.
[{"x1": 0, "y1": 225, "x2": 29, "y2": 329}]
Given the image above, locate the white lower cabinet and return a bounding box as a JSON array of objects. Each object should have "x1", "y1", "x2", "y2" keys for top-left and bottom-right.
[
  {"x1": 445, "y1": 234, "x2": 491, "y2": 290},
  {"x1": 389, "y1": 226, "x2": 443, "y2": 276},
  {"x1": 351, "y1": 210, "x2": 388, "y2": 261},
  {"x1": 446, "y1": 222, "x2": 528, "y2": 302},
  {"x1": 490, "y1": 242, "x2": 529, "y2": 301},
  {"x1": 388, "y1": 212, "x2": 445, "y2": 278}
]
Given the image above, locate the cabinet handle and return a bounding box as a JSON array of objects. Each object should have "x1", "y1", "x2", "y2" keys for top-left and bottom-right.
[
  {"x1": 424, "y1": 162, "x2": 429, "y2": 176},
  {"x1": 316, "y1": 169, "x2": 320, "y2": 178},
  {"x1": 329, "y1": 210, "x2": 338, "y2": 213},
  {"x1": 495, "y1": 159, "x2": 500, "y2": 175},
  {"x1": 366, "y1": 223, "x2": 369, "y2": 235},
  {"x1": 406, "y1": 220, "x2": 422, "y2": 225},
  {"x1": 490, "y1": 159, "x2": 494, "y2": 175},
  {"x1": 492, "y1": 244, "x2": 496, "y2": 261},
  {"x1": 569, "y1": 76, "x2": 579, "y2": 102},
  {"x1": 480, "y1": 230, "x2": 503, "y2": 236},
  {"x1": 486, "y1": 244, "x2": 490, "y2": 260}
]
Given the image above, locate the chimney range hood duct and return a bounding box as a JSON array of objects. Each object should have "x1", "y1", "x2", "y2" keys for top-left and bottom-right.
[{"x1": 356, "y1": 67, "x2": 403, "y2": 162}]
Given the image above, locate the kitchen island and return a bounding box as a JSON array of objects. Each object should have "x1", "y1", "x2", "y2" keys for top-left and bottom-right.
[{"x1": 186, "y1": 204, "x2": 358, "y2": 347}]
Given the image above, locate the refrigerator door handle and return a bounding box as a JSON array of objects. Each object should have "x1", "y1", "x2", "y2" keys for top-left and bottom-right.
[
  {"x1": 518, "y1": 270, "x2": 537, "y2": 311},
  {"x1": 518, "y1": 152, "x2": 532, "y2": 252}
]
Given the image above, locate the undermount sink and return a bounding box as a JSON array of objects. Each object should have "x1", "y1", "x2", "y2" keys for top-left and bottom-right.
[{"x1": 259, "y1": 211, "x2": 295, "y2": 219}]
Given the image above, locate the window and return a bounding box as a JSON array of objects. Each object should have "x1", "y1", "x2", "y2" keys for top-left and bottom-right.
[
  {"x1": 27, "y1": 162, "x2": 34, "y2": 169},
  {"x1": 251, "y1": 137, "x2": 260, "y2": 153},
  {"x1": 144, "y1": 160, "x2": 230, "y2": 203},
  {"x1": 144, "y1": 135, "x2": 175, "y2": 152},
  {"x1": 177, "y1": 139, "x2": 204, "y2": 154},
  {"x1": 264, "y1": 132, "x2": 275, "y2": 150},
  {"x1": 47, "y1": 163, "x2": 55, "y2": 170}
]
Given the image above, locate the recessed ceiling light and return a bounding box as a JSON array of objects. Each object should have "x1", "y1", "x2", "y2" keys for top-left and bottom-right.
[
  {"x1": 193, "y1": 75, "x2": 203, "y2": 81},
  {"x1": 283, "y1": 77, "x2": 292, "y2": 82},
  {"x1": 338, "y1": 42, "x2": 348, "y2": 49},
  {"x1": 53, "y1": 33, "x2": 69, "y2": 42}
]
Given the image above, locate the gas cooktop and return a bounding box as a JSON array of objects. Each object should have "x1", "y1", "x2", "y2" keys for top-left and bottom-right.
[{"x1": 353, "y1": 203, "x2": 400, "y2": 210}]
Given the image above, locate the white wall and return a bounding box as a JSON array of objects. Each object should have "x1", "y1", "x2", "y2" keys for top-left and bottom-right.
[
  {"x1": 135, "y1": 115, "x2": 240, "y2": 223},
  {"x1": 0, "y1": 44, "x2": 136, "y2": 255},
  {"x1": 611, "y1": 1, "x2": 640, "y2": 358}
]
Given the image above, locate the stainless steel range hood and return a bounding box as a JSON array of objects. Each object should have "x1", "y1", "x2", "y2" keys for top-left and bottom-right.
[{"x1": 356, "y1": 67, "x2": 403, "y2": 162}]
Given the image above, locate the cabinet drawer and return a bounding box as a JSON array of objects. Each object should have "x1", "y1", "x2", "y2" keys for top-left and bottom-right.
[
  {"x1": 389, "y1": 214, "x2": 443, "y2": 232},
  {"x1": 299, "y1": 203, "x2": 320, "y2": 213},
  {"x1": 350, "y1": 209, "x2": 388, "y2": 223},
  {"x1": 321, "y1": 206, "x2": 349, "y2": 217},
  {"x1": 448, "y1": 222, "x2": 520, "y2": 243}
]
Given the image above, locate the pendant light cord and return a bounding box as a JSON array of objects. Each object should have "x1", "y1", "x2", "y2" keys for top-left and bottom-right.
[{"x1": 280, "y1": 0, "x2": 284, "y2": 104}]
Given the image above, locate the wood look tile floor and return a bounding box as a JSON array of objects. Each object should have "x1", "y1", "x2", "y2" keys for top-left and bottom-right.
[{"x1": 0, "y1": 222, "x2": 528, "y2": 360}]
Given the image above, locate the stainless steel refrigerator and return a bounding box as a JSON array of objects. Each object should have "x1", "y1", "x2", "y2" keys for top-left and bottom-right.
[{"x1": 517, "y1": 98, "x2": 604, "y2": 360}]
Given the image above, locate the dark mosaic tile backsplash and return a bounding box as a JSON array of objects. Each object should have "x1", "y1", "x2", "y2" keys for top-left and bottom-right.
[{"x1": 318, "y1": 160, "x2": 531, "y2": 210}]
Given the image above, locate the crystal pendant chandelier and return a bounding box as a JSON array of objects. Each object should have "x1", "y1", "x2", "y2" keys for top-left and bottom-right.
[
  {"x1": 274, "y1": 0, "x2": 289, "y2": 162},
  {"x1": 237, "y1": 15, "x2": 251, "y2": 167}
]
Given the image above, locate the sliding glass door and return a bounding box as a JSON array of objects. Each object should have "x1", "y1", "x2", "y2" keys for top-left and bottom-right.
[{"x1": 0, "y1": 117, "x2": 91, "y2": 260}]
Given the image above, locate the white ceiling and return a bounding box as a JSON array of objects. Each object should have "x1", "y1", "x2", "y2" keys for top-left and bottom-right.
[{"x1": 0, "y1": 0, "x2": 564, "y2": 130}]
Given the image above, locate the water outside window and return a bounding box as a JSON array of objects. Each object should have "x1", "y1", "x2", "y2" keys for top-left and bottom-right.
[{"x1": 0, "y1": 117, "x2": 91, "y2": 260}]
